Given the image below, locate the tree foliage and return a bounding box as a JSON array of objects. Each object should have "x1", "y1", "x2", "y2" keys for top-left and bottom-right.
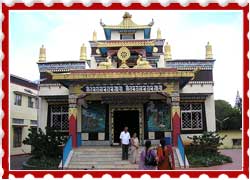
[
  {"x1": 23, "y1": 127, "x2": 67, "y2": 158},
  {"x1": 215, "y1": 100, "x2": 242, "y2": 130},
  {"x1": 187, "y1": 131, "x2": 226, "y2": 155}
]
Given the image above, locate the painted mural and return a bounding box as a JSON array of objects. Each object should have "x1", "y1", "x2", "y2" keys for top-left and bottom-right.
[
  {"x1": 82, "y1": 103, "x2": 106, "y2": 132},
  {"x1": 146, "y1": 101, "x2": 171, "y2": 131}
]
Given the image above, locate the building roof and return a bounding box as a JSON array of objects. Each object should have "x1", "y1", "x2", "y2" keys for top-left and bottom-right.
[
  {"x1": 100, "y1": 12, "x2": 154, "y2": 30},
  {"x1": 10, "y1": 74, "x2": 38, "y2": 90}
]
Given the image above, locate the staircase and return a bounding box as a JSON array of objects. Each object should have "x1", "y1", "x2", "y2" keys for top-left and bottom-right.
[
  {"x1": 66, "y1": 146, "x2": 181, "y2": 170},
  {"x1": 67, "y1": 146, "x2": 139, "y2": 170}
]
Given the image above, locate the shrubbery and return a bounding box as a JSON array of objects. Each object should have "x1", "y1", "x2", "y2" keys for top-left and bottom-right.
[
  {"x1": 186, "y1": 132, "x2": 232, "y2": 167},
  {"x1": 187, "y1": 131, "x2": 226, "y2": 155},
  {"x1": 23, "y1": 127, "x2": 67, "y2": 158}
]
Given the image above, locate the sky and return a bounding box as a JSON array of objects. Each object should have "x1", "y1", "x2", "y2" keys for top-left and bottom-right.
[{"x1": 9, "y1": 10, "x2": 243, "y2": 105}]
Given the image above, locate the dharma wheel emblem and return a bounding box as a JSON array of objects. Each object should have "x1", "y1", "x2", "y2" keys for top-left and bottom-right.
[{"x1": 117, "y1": 47, "x2": 131, "y2": 61}]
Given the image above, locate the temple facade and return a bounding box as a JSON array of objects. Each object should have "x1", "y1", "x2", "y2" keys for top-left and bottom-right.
[{"x1": 37, "y1": 12, "x2": 216, "y2": 148}]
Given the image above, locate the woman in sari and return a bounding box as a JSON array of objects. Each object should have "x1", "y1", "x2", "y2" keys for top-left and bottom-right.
[{"x1": 157, "y1": 138, "x2": 171, "y2": 170}]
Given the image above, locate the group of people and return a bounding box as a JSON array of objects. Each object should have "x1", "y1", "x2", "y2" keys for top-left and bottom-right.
[{"x1": 119, "y1": 127, "x2": 172, "y2": 170}]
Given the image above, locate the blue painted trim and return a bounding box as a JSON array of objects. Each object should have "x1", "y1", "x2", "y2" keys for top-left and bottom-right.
[
  {"x1": 164, "y1": 136, "x2": 172, "y2": 145},
  {"x1": 177, "y1": 135, "x2": 186, "y2": 167},
  {"x1": 62, "y1": 136, "x2": 72, "y2": 166},
  {"x1": 104, "y1": 29, "x2": 112, "y2": 40},
  {"x1": 77, "y1": 132, "x2": 82, "y2": 147},
  {"x1": 144, "y1": 28, "x2": 151, "y2": 39}
]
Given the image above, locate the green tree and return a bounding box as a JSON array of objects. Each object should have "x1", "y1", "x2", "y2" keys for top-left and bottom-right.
[
  {"x1": 23, "y1": 127, "x2": 67, "y2": 158},
  {"x1": 215, "y1": 100, "x2": 242, "y2": 131}
]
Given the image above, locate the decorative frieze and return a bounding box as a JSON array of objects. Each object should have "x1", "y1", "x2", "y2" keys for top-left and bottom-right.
[
  {"x1": 166, "y1": 60, "x2": 214, "y2": 70},
  {"x1": 38, "y1": 61, "x2": 86, "y2": 72}
]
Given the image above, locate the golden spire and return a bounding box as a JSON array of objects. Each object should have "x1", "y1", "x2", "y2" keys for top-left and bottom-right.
[
  {"x1": 206, "y1": 41, "x2": 213, "y2": 59},
  {"x1": 93, "y1": 30, "x2": 97, "y2": 41},
  {"x1": 164, "y1": 42, "x2": 172, "y2": 60},
  {"x1": 39, "y1": 45, "x2": 46, "y2": 62},
  {"x1": 80, "y1": 43, "x2": 87, "y2": 61},
  {"x1": 157, "y1": 28, "x2": 162, "y2": 39}
]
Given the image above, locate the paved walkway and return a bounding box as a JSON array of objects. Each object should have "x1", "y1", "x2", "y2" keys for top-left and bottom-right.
[
  {"x1": 187, "y1": 149, "x2": 242, "y2": 170},
  {"x1": 10, "y1": 154, "x2": 31, "y2": 170}
]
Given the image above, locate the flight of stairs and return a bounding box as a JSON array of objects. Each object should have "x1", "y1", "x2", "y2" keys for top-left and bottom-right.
[
  {"x1": 67, "y1": 146, "x2": 140, "y2": 170},
  {"x1": 66, "y1": 146, "x2": 181, "y2": 170}
]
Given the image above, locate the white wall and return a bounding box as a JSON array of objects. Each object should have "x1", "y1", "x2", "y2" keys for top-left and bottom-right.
[
  {"x1": 205, "y1": 94, "x2": 216, "y2": 131},
  {"x1": 180, "y1": 83, "x2": 214, "y2": 94},
  {"x1": 39, "y1": 85, "x2": 69, "y2": 96},
  {"x1": 157, "y1": 54, "x2": 165, "y2": 68},
  {"x1": 10, "y1": 83, "x2": 38, "y2": 155},
  {"x1": 38, "y1": 97, "x2": 48, "y2": 132},
  {"x1": 111, "y1": 31, "x2": 120, "y2": 40},
  {"x1": 135, "y1": 30, "x2": 144, "y2": 40},
  {"x1": 110, "y1": 30, "x2": 144, "y2": 40}
]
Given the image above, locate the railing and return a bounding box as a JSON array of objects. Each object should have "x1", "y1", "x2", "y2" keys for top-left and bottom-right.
[
  {"x1": 177, "y1": 134, "x2": 186, "y2": 168},
  {"x1": 167, "y1": 145, "x2": 175, "y2": 170},
  {"x1": 62, "y1": 135, "x2": 72, "y2": 168}
]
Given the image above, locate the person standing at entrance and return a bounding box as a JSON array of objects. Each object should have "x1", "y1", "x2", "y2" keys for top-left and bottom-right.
[
  {"x1": 131, "y1": 133, "x2": 139, "y2": 164},
  {"x1": 120, "y1": 126, "x2": 130, "y2": 160}
]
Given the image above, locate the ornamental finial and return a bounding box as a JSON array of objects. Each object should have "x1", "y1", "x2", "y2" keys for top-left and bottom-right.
[
  {"x1": 157, "y1": 28, "x2": 162, "y2": 39},
  {"x1": 93, "y1": 30, "x2": 97, "y2": 41},
  {"x1": 164, "y1": 42, "x2": 172, "y2": 60},
  {"x1": 39, "y1": 45, "x2": 46, "y2": 62},
  {"x1": 80, "y1": 43, "x2": 87, "y2": 61},
  {"x1": 206, "y1": 41, "x2": 213, "y2": 59}
]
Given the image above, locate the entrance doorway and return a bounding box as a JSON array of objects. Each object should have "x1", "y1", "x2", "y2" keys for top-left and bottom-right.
[{"x1": 113, "y1": 110, "x2": 139, "y2": 144}]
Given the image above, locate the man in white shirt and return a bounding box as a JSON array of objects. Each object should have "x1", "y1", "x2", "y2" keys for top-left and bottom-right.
[{"x1": 120, "y1": 126, "x2": 130, "y2": 160}]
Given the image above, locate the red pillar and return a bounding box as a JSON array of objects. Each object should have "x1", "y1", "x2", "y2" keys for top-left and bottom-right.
[
  {"x1": 69, "y1": 107, "x2": 77, "y2": 147},
  {"x1": 172, "y1": 111, "x2": 181, "y2": 146}
]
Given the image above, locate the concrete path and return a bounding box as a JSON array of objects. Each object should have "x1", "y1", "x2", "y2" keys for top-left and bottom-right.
[
  {"x1": 186, "y1": 149, "x2": 242, "y2": 170},
  {"x1": 10, "y1": 154, "x2": 31, "y2": 170}
]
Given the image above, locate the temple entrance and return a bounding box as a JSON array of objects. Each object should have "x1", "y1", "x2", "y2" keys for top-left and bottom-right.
[{"x1": 113, "y1": 110, "x2": 139, "y2": 144}]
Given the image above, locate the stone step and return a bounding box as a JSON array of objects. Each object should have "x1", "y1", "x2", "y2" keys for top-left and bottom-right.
[
  {"x1": 68, "y1": 164, "x2": 139, "y2": 170},
  {"x1": 74, "y1": 151, "x2": 124, "y2": 155},
  {"x1": 69, "y1": 161, "x2": 133, "y2": 165},
  {"x1": 71, "y1": 156, "x2": 122, "y2": 161},
  {"x1": 73, "y1": 154, "x2": 123, "y2": 158}
]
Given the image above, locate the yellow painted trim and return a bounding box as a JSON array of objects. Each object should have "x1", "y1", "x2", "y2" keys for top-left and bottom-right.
[
  {"x1": 51, "y1": 71, "x2": 195, "y2": 80},
  {"x1": 97, "y1": 40, "x2": 155, "y2": 48}
]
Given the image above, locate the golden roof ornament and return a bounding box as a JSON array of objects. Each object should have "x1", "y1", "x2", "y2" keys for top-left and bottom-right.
[
  {"x1": 98, "y1": 56, "x2": 112, "y2": 69},
  {"x1": 80, "y1": 43, "x2": 87, "y2": 61},
  {"x1": 134, "y1": 55, "x2": 152, "y2": 69},
  {"x1": 101, "y1": 12, "x2": 154, "y2": 29},
  {"x1": 164, "y1": 42, "x2": 172, "y2": 60},
  {"x1": 39, "y1": 45, "x2": 46, "y2": 62},
  {"x1": 206, "y1": 41, "x2": 213, "y2": 59},
  {"x1": 117, "y1": 47, "x2": 130, "y2": 68},
  {"x1": 157, "y1": 28, "x2": 162, "y2": 39},
  {"x1": 93, "y1": 30, "x2": 97, "y2": 41}
]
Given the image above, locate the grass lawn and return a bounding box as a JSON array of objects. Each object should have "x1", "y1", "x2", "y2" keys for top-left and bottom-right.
[
  {"x1": 186, "y1": 150, "x2": 232, "y2": 167},
  {"x1": 23, "y1": 156, "x2": 61, "y2": 170}
]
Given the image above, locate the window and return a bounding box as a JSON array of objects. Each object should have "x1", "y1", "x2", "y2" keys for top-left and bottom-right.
[
  {"x1": 232, "y1": 139, "x2": 241, "y2": 146},
  {"x1": 50, "y1": 105, "x2": 69, "y2": 131},
  {"x1": 181, "y1": 103, "x2": 203, "y2": 130},
  {"x1": 28, "y1": 97, "x2": 34, "y2": 108},
  {"x1": 30, "y1": 120, "x2": 37, "y2": 125},
  {"x1": 13, "y1": 127, "x2": 22, "y2": 147},
  {"x1": 14, "y1": 94, "x2": 22, "y2": 106},
  {"x1": 12, "y1": 118, "x2": 24, "y2": 124},
  {"x1": 120, "y1": 34, "x2": 135, "y2": 40}
]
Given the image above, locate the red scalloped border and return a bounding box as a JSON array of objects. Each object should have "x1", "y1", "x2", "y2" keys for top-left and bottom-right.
[{"x1": 2, "y1": 2, "x2": 249, "y2": 179}]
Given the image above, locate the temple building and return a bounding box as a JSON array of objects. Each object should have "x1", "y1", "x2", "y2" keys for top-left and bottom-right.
[{"x1": 37, "y1": 12, "x2": 216, "y2": 148}]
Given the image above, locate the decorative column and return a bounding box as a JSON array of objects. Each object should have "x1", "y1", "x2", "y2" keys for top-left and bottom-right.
[
  {"x1": 171, "y1": 94, "x2": 181, "y2": 147},
  {"x1": 69, "y1": 94, "x2": 78, "y2": 148}
]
